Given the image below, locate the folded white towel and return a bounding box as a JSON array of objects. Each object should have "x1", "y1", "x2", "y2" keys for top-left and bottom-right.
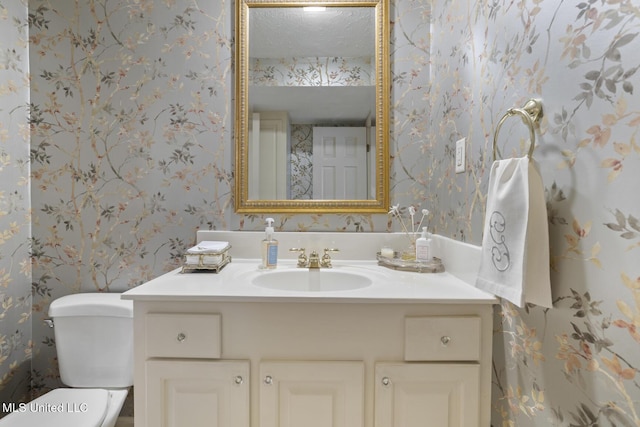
[
  {"x1": 184, "y1": 253, "x2": 226, "y2": 265},
  {"x1": 186, "y1": 241, "x2": 230, "y2": 254},
  {"x1": 475, "y1": 157, "x2": 552, "y2": 308}
]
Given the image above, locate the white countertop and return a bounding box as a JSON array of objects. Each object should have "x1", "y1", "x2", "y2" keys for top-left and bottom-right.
[{"x1": 122, "y1": 259, "x2": 496, "y2": 304}]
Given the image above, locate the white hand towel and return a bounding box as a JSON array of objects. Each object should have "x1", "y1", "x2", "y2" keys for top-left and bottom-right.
[
  {"x1": 475, "y1": 157, "x2": 552, "y2": 308},
  {"x1": 186, "y1": 241, "x2": 230, "y2": 254}
]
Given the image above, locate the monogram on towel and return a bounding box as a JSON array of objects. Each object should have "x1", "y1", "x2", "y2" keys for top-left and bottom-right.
[{"x1": 488, "y1": 211, "x2": 510, "y2": 272}]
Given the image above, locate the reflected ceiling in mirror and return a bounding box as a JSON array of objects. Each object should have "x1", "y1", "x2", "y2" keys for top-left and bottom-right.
[
  {"x1": 235, "y1": 0, "x2": 389, "y2": 213},
  {"x1": 250, "y1": 7, "x2": 374, "y2": 58}
]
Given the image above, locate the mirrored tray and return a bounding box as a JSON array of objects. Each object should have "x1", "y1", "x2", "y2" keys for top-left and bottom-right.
[{"x1": 376, "y1": 253, "x2": 444, "y2": 273}]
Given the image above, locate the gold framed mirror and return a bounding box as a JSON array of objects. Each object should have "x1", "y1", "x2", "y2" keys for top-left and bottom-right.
[{"x1": 235, "y1": 0, "x2": 389, "y2": 213}]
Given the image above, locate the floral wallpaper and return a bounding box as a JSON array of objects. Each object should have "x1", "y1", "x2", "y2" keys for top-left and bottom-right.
[
  {"x1": 426, "y1": 0, "x2": 640, "y2": 425},
  {"x1": 0, "y1": 0, "x2": 31, "y2": 408},
  {"x1": 0, "y1": 0, "x2": 636, "y2": 425},
  {"x1": 27, "y1": 0, "x2": 235, "y2": 397},
  {"x1": 290, "y1": 124, "x2": 313, "y2": 200},
  {"x1": 250, "y1": 56, "x2": 374, "y2": 86}
]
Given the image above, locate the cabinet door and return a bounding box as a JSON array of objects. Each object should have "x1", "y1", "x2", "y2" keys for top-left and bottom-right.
[
  {"x1": 375, "y1": 363, "x2": 480, "y2": 427},
  {"x1": 260, "y1": 361, "x2": 364, "y2": 427},
  {"x1": 146, "y1": 360, "x2": 249, "y2": 427}
]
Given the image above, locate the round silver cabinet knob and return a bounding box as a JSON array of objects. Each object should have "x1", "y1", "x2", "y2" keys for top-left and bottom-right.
[
  {"x1": 176, "y1": 332, "x2": 187, "y2": 342},
  {"x1": 381, "y1": 377, "x2": 391, "y2": 386},
  {"x1": 264, "y1": 375, "x2": 273, "y2": 385},
  {"x1": 234, "y1": 376, "x2": 244, "y2": 385},
  {"x1": 440, "y1": 335, "x2": 451, "y2": 346}
]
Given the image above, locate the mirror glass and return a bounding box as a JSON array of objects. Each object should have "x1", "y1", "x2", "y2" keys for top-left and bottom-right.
[{"x1": 235, "y1": 0, "x2": 389, "y2": 213}]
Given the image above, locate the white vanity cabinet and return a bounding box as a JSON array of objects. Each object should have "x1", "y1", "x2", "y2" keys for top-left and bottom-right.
[
  {"x1": 141, "y1": 312, "x2": 249, "y2": 427},
  {"x1": 129, "y1": 298, "x2": 494, "y2": 427}
]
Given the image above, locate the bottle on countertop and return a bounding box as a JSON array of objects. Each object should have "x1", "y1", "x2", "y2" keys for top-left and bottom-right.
[
  {"x1": 415, "y1": 226, "x2": 431, "y2": 262},
  {"x1": 261, "y1": 218, "x2": 278, "y2": 269}
]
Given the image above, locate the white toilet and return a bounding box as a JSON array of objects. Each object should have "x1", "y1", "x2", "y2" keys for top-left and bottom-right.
[{"x1": 0, "y1": 293, "x2": 133, "y2": 427}]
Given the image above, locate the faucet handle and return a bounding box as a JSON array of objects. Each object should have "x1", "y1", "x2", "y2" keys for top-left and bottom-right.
[
  {"x1": 289, "y1": 248, "x2": 307, "y2": 268},
  {"x1": 321, "y1": 248, "x2": 340, "y2": 268}
]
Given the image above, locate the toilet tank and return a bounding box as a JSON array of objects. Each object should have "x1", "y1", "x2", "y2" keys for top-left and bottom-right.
[{"x1": 48, "y1": 293, "x2": 134, "y2": 388}]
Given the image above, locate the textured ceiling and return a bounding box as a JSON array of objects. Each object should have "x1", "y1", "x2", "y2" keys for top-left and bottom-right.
[{"x1": 249, "y1": 7, "x2": 375, "y2": 58}]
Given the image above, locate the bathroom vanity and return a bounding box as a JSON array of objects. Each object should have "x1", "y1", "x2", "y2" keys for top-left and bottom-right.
[{"x1": 122, "y1": 232, "x2": 496, "y2": 427}]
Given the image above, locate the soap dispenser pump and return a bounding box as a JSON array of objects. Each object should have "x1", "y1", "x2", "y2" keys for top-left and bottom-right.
[
  {"x1": 415, "y1": 226, "x2": 431, "y2": 262},
  {"x1": 261, "y1": 218, "x2": 278, "y2": 269}
]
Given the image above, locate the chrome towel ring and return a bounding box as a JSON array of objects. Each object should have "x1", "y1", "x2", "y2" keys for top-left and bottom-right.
[{"x1": 493, "y1": 98, "x2": 543, "y2": 161}]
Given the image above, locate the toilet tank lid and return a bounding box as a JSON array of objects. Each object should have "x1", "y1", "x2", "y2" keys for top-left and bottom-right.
[{"x1": 49, "y1": 293, "x2": 133, "y2": 318}]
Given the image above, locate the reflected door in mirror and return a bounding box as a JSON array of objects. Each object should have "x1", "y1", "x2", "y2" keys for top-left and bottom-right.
[
  {"x1": 249, "y1": 112, "x2": 289, "y2": 200},
  {"x1": 312, "y1": 127, "x2": 369, "y2": 200}
]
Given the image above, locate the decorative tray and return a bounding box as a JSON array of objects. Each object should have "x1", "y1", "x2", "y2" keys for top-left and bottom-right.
[
  {"x1": 181, "y1": 255, "x2": 232, "y2": 273},
  {"x1": 376, "y1": 253, "x2": 444, "y2": 273}
]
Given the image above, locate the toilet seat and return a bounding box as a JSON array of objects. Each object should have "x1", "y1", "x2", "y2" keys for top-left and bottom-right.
[{"x1": 0, "y1": 388, "x2": 109, "y2": 427}]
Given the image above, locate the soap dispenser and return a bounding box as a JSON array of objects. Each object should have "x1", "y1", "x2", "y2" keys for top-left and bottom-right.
[
  {"x1": 415, "y1": 227, "x2": 431, "y2": 262},
  {"x1": 261, "y1": 218, "x2": 278, "y2": 269}
]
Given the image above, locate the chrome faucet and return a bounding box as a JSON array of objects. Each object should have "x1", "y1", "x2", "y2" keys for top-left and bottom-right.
[{"x1": 289, "y1": 248, "x2": 339, "y2": 269}]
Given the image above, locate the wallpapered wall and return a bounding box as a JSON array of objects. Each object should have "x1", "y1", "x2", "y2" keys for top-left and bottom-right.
[
  {"x1": 424, "y1": 0, "x2": 640, "y2": 427},
  {"x1": 428, "y1": 1, "x2": 640, "y2": 425},
  {"x1": 0, "y1": 0, "x2": 31, "y2": 406},
  {"x1": 250, "y1": 56, "x2": 375, "y2": 86},
  {"x1": 0, "y1": 0, "x2": 637, "y2": 425}
]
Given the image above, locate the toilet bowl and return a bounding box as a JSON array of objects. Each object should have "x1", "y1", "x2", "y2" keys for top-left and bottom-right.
[
  {"x1": 0, "y1": 388, "x2": 127, "y2": 427},
  {"x1": 0, "y1": 293, "x2": 133, "y2": 426}
]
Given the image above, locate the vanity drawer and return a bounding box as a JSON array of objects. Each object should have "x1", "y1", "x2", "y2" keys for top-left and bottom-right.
[
  {"x1": 145, "y1": 313, "x2": 221, "y2": 359},
  {"x1": 404, "y1": 316, "x2": 481, "y2": 361}
]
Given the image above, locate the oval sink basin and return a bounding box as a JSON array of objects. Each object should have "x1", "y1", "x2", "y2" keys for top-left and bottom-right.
[{"x1": 252, "y1": 269, "x2": 372, "y2": 292}]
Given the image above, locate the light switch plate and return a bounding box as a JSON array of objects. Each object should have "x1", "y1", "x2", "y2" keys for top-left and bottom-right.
[{"x1": 455, "y1": 138, "x2": 465, "y2": 173}]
